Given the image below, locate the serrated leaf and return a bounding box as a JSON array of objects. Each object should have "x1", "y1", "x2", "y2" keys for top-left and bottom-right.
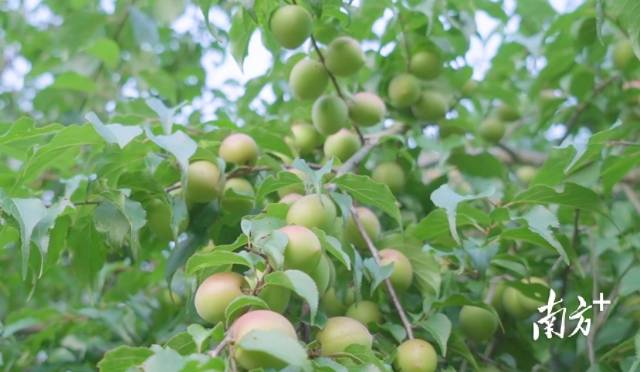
[
  {"x1": 224, "y1": 295, "x2": 269, "y2": 324},
  {"x1": 185, "y1": 250, "x2": 253, "y2": 274},
  {"x1": 511, "y1": 182, "x2": 602, "y2": 212},
  {"x1": 256, "y1": 171, "x2": 303, "y2": 202},
  {"x1": 265, "y1": 270, "x2": 319, "y2": 321},
  {"x1": 97, "y1": 345, "x2": 153, "y2": 372},
  {"x1": 419, "y1": 313, "x2": 451, "y2": 356},
  {"x1": 313, "y1": 228, "x2": 351, "y2": 270},
  {"x1": 333, "y1": 173, "x2": 402, "y2": 227},
  {"x1": 363, "y1": 257, "x2": 394, "y2": 296},
  {"x1": 86, "y1": 112, "x2": 142, "y2": 149},
  {"x1": 237, "y1": 330, "x2": 310, "y2": 369}
]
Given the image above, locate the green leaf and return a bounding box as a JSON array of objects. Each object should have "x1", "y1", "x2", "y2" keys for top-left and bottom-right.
[
  {"x1": 609, "y1": 0, "x2": 640, "y2": 58},
  {"x1": 187, "y1": 323, "x2": 219, "y2": 353},
  {"x1": 97, "y1": 345, "x2": 153, "y2": 372},
  {"x1": 430, "y1": 184, "x2": 494, "y2": 244},
  {"x1": 144, "y1": 129, "x2": 197, "y2": 173},
  {"x1": 142, "y1": 346, "x2": 185, "y2": 371},
  {"x1": 620, "y1": 266, "x2": 640, "y2": 296},
  {"x1": 86, "y1": 37, "x2": 120, "y2": 69},
  {"x1": 363, "y1": 257, "x2": 394, "y2": 296},
  {"x1": 256, "y1": 171, "x2": 303, "y2": 202},
  {"x1": 419, "y1": 313, "x2": 451, "y2": 356},
  {"x1": 229, "y1": 9, "x2": 256, "y2": 69},
  {"x1": 313, "y1": 228, "x2": 351, "y2": 270},
  {"x1": 237, "y1": 330, "x2": 310, "y2": 369},
  {"x1": 511, "y1": 182, "x2": 603, "y2": 212},
  {"x1": 265, "y1": 270, "x2": 319, "y2": 321},
  {"x1": 86, "y1": 112, "x2": 142, "y2": 149},
  {"x1": 333, "y1": 173, "x2": 402, "y2": 226},
  {"x1": 185, "y1": 250, "x2": 253, "y2": 274},
  {"x1": 129, "y1": 7, "x2": 160, "y2": 48},
  {"x1": 224, "y1": 295, "x2": 270, "y2": 324},
  {"x1": 404, "y1": 247, "x2": 441, "y2": 298},
  {"x1": 165, "y1": 332, "x2": 197, "y2": 355},
  {"x1": 51, "y1": 72, "x2": 96, "y2": 93}
]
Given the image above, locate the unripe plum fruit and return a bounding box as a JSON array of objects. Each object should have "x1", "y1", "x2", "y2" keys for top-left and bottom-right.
[
  {"x1": 290, "y1": 122, "x2": 321, "y2": 154},
  {"x1": 379, "y1": 248, "x2": 413, "y2": 291},
  {"x1": 258, "y1": 285, "x2": 291, "y2": 313},
  {"x1": 325, "y1": 36, "x2": 365, "y2": 76},
  {"x1": 412, "y1": 91, "x2": 448, "y2": 121},
  {"x1": 286, "y1": 194, "x2": 337, "y2": 231},
  {"x1": 230, "y1": 310, "x2": 298, "y2": 370},
  {"x1": 312, "y1": 95, "x2": 349, "y2": 135},
  {"x1": 346, "y1": 300, "x2": 382, "y2": 326},
  {"x1": 224, "y1": 178, "x2": 254, "y2": 196},
  {"x1": 194, "y1": 272, "x2": 246, "y2": 324},
  {"x1": 502, "y1": 277, "x2": 548, "y2": 319},
  {"x1": 279, "y1": 225, "x2": 322, "y2": 272},
  {"x1": 289, "y1": 59, "x2": 329, "y2": 100},
  {"x1": 410, "y1": 51, "x2": 441, "y2": 80},
  {"x1": 219, "y1": 133, "x2": 258, "y2": 165},
  {"x1": 496, "y1": 103, "x2": 521, "y2": 122},
  {"x1": 613, "y1": 39, "x2": 635, "y2": 70},
  {"x1": 459, "y1": 305, "x2": 499, "y2": 342},
  {"x1": 317, "y1": 316, "x2": 373, "y2": 355},
  {"x1": 348, "y1": 92, "x2": 386, "y2": 127},
  {"x1": 478, "y1": 117, "x2": 505, "y2": 143},
  {"x1": 185, "y1": 160, "x2": 224, "y2": 203},
  {"x1": 516, "y1": 166, "x2": 537, "y2": 184},
  {"x1": 344, "y1": 206, "x2": 381, "y2": 250},
  {"x1": 372, "y1": 162, "x2": 406, "y2": 193},
  {"x1": 279, "y1": 193, "x2": 303, "y2": 205},
  {"x1": 321, "y1": 287, "x2": 354, "y2": 316},
  {"x1": 324, "y1": 129, "x2": 361, "y2": 162},
  {"x1": 388, "y1": 74, "x2": 421, "y2": 108},
  {"x1": 395, "y1": 338, "x2": 438, "y2": 372},
  {"x1": 146, "y1": 198, "x2": 173, "y2": 241},
  {"x1": 222, "y1": 177, "x2": 255, "y2": 212},
  {"x1": 517, "y1": 277, "x2": 548, "y2": 313},
  {"x1": 270, "y1": 5, "x2": 312, "y2": 49},
  {"x1": 311, "y1": 254, "x2": 333, "y2": 295}
]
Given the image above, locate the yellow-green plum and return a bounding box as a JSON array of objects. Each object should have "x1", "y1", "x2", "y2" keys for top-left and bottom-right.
[
  {"x1": 270, "y1": 5, "x2": 312, "y2": 49},
  {"x1": 324, "y1": 129, "x2": 361, "y2": 162},
  {"x1": 321, "y1": 287, "x2": 354, "y2": 316},
  {"x1": 317, "y1": 316, "x2": 373, "y2": 356},
  {"x1": 279, "y1": 225, "x2": 322, "y2": 272},
  {"x1": 388, "y1": 73, "x2": 421, "y2": 108},
  {"x1": 259, "y1": 285, "x2": 291, "y2": 313},
  {"x1": 410, "y1": 51, "x2": 441, "y2": 80},
  {"x1": 459, "y1": 305, "x2": 499, "y2": 342},
  {"x1": 146, "y1": 199, "x2": 172, "y2": 241},
  {"x1": 344, "y1": 206, "x2": 381, "y2": 250},
  {"x1": 346, "y1": 301, "x2": 382, "y2": 326},
  {"x1": 230, "y1": 310, "x2": 298, "y2": 370},
  {"x1": 311, "y1": 254, "x2": 333, "y2": 295},
  {"x1": 518, "y1": 277, "x2": 548, "y2": 313},
  {"x1": 412, "y1": 91, "x2": 448, "y2": 121},
  {"x1": 516, "y1": 166, "x2": 537, "y2": 184},
  {"x1": 194, "y1": 272, "x2": 246, "y2": 324},
  {"x1": 289, "y1": 59, "x2": 329, "y2": 100},
  {"x1": 325, "y1": 36, "x2": 365, "y2": 76},
  {"x1": 496, "y1": 103, "x2": 521, "y2": 122},
  {"x1": 379, "y1": 248, "x2": 413, "y2": 291},
  {"x1": 219, "y1": 133, "x2": 259, "y2": 165},
  {"x1": 312, "y1": 95, "x2": 349, "y2": 135},
  {"x1": 502, "y1": 277, "x2": 548, "y2": 319},
  {"x1": 286, "y1": 194, "x2": 337, "y2": 231},
  {"x1": 224, "y1": 178, "x2": 254, "y2": 196},
  {"x1": 349, "y1": 92, "x2": 386, "y2": 127},
  {"x1": 487, "y1": 281, "x2": 507, "y2": 313},
  {"x1": 185, "y1": 160, "x2": 224, "y2": 203},
  {"x1": 222, "y1": 178, "x2": 255, "y2": 212},
  {"x1": 478, "y1": 118, "x2": 505, "y2": 143},
  {"x1": 291, "y1": 122, "x2": 321, "y2": 154},
  {"x1": 372, "y1": 162, "x2": 406, "y2": 193},
  {"x1": 395, "y1": 339, "x2": 438, "y2": 372},
  {"x1": 613, "y1": 39, "x2": 635, "y2": 70}
]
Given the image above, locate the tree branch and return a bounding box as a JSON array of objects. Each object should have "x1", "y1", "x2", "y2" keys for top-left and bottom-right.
[
  {"x1": 208, "y1": 333, "x2": 231, "y2": 357},
  {"x1": 336, "y1": 123, "x2": 406, "y2": 176},
  {"x1": 350, "y1": 205, "x2": 414, "y2": 340}
]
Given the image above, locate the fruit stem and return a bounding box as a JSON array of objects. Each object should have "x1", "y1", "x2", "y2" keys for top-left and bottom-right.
[
  {"x1": 208, "y1": 333, "x2": 231, "y2": 357},
  {"x1": 349, "y1": 205, "x2": 414, "y2": 340}
]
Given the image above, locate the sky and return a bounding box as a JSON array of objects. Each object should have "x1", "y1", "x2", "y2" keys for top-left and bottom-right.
[{"x1": 0, "y1": 0, "x2": 585, "y2": 129}]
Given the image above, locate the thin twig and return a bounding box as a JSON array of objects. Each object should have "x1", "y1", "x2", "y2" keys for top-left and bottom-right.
[
  {"x1": 208, "y1": 333, "x2": 231, "y2": 357},
  {"x1": 336, "y1": 123, "x2": 406, "y2": 176},
  {"x1": 558, "y1": 75, "x2": 620, "y2": 144},
  {"x1": 350, "y1": 205, "x2": 414, "y2": 340}
]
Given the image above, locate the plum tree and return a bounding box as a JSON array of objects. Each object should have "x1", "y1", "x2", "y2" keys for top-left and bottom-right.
[
  {"x1": 279, "y1": 225, "x2": 322, "y2": 272},
  {"x1": 409, "y1": 51, "x2": 441, "y2": 80},
  {"x1": 325, "y1": 36, "x2": 365, "y2": 76},
  {"x1": 388, "y1": 73, "x2": 421, "y2": 108},
  {"x1": 459, "y1": 305, "x2": 499, "y2": 342},
  {"x1": 194, "y1": 272, "x2": 246, "y2": 324},
  {"x1": 411, "y1": 91, "x2": 448, "y2": 121},
  {"x1": 345, "y1": 300, "x2": 382, "y2": 326},
  {"x1": 394, "y1": 339, "x2": 438, "y2": 372},
  {"x1": 348, "y1": 92, "x2": 386, "y2": 126},
  {"x1": 613, "y1": 39, "x2": 635, "y2": 69},
  {"x1": 258, "y1": 285, "x2": 291, "y2": 313},
  {"x1": 219, "y1": 133, "x2": 259, "y2": 165},
  {"x1": 372, "y1": 162, "x2": 406, "y2": 193},
  {"x1": 286, "y1": 193, "x2": 337, "y2": 231},
  {"x1": 290, "y1": 122, "x2": 321, "y2": 154},
  {"x1": 230, "y1": 310, "x2": 298, "y2": 369},
  {"x1": 270, "y1": 5, "x2": 312, "y2": 49},
  {"x1": 289, "y1": 59, "x2": 329, "y2": 100},
  {"x1": 324, "y1": 129, "x2": 361, "y2": 162},
  {"x1": 344, "y1": 206, "x2": 381, "y2": 250},
  {"x1": 378, "y1": 249, "x2": 413, "y2": 291},
  {"x1": 317, "y1": 316, "x2": 373, "y2": 355},
  {"x1": 478, "y1": 117, "x2": 505, "y2": 143},
  {"x1": 312, "y1": 95, "x2": 349, "y2": 135},
  {"x1": 185, "y1": 160, "x2": 224, "y2": 203}
]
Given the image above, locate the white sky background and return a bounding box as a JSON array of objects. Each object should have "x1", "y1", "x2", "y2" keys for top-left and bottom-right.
[{"x1": 1, "y1": 0, "x2": 585, "y2": 136}]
